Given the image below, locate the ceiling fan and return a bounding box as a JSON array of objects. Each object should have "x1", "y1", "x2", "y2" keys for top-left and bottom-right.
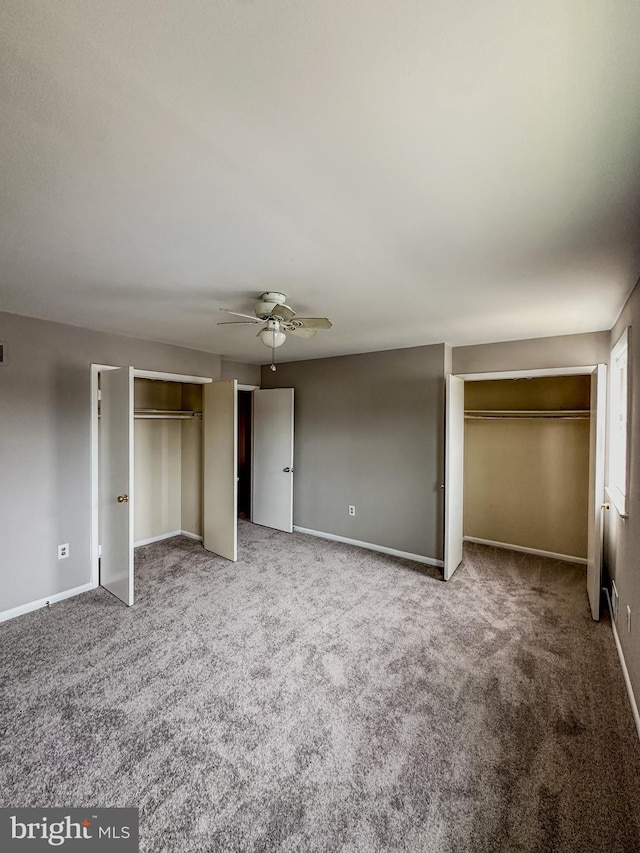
[{"x1": 218, "y1": 292, "x2": 332, "y2": 369}]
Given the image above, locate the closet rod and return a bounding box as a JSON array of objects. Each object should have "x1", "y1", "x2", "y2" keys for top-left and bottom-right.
[
  {"x1": 465, "y1": 410, "x2": 589, "y2": 420},
  {"x1": 134, "y1": 410, "x2": 202, "y2": 420}
]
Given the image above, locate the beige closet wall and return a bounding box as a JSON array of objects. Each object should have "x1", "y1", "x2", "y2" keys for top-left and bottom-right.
[
  {"x1": 134, "y1": 379, "x2": 203, "y2": 542},
  {"x1": 135, "y1": 420, "x2": 182, "y2": 541},
  {"x1": 464, "y1": 377, "x2": 591, "y2": 558}
]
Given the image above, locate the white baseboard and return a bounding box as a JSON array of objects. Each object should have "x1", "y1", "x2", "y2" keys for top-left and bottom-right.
[
  {"x1": 180, "y1": 530, "x2": 203, "y2": 542},
  {"x1": 293, "y1": 526, "x2": 443, "y2": 568},
  {"x1": 134, "y1": 530, "x2": 182, "y2": 547},
  {"x1": 135, "y1": 530, "x2": 203, "y2": 547},
  {"x1": 463, "y1": 536, "x2": 587, "y2": 565},
  {"x1": 605, "y1": 588, "x2": 640, "y2": 742},
  {"x1": 0, "y1": 582, "x2": 97, "y2": 625}
]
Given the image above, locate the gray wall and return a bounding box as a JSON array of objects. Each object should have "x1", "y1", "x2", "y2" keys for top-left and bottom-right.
[
  {"x1": 453, "y1": 331, "x2": 610, "y2": 374},
  {"x1": 0, "y1": 311, "x2": 221, "y2": 613},
  {"x1": 261, "y1": 345, "x2": 447, "y2": 561},
  {"x1": 604, "y1": 281, "x2": 640, "y2": 712},
  {"x1": 221, "y1": 360, "x2": 261, "y2": 386}
]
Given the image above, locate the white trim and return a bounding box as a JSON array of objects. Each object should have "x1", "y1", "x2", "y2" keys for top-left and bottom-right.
[
  {"x1": 293, "y1": 526, "x2": 444, "y2": 568},
  {"x1": 458, "y1": 365, "x2": 596, "y2": 381},
  {"x1": 0, "y1": 582, "x2": 96, "y2": 625},
  {"x1": 237, "y1": 384, "x2": 259, "y2": 391},
  {"x1": 463, "y1": 536, "x2": 588, "y2": 565},
  {"x1": 605, "y1": 589, "x2": 640, "y2": 741},
  {"x1": 611, "y1": 329, "x2": 629, "y2": 362},
  {"x1": 134, "y1": 530, "x2": 203, "y2": 547},
  {"x1": 605, "y1": 485, "x2": 628, "y2": 519},
  {"x1": 134, "y1": 530, "x2": 182, "y2": 547},
  {"x1": 180, "y1": 530, "x2": 203, "y2": 542},
  {"x1": 133, "y1": 369, "x2": 212, "y2": 384}
]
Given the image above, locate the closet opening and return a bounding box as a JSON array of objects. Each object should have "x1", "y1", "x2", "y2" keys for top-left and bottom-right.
[
  {"x1": 463, "y1": 375, "x2": 591, "y2": 563},
  {"x1": 237, "y1": 390, "x2": 253, "y2": 520},
  {"x1": 133, "y1": 377, "x2": 204, "y2": 547},
  {"x1": 92, "y1": 367, "x2": 295, "y2": 606},
  {"x1": 444, "y1": 364, "x2": 606, "y2": 621}
]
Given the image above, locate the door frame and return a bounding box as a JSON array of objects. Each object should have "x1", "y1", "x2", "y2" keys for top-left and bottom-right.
[
  {"x1": 236, "y1": 384, "x2": 259, "y2": 522},
  {"x1": 89, "y1": 364, "x2": 212, "y2": 589},
  {"x1": 446, "y1": 365, "x2": 606, "y2": 610}
]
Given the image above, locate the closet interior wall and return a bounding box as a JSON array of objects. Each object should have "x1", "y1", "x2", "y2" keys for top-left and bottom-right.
[
  {"x1": 463, "y1": 376, "x2": 591, "y2": 559},
  {"x1": 134, "y1": 379, "x2": 203, "y2": 544}
]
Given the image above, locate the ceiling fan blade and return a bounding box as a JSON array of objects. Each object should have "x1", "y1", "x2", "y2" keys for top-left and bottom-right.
[
  {"x1": 293, "y1": 317, "x2": 332, "y2": 329},
  {"x1": 288, "y1": 327, "x2": 316, "y2": 339},
  {"x1": 271, "y1": 303, "x2": 296, "y2": 321},
  {"x1": 217, "y1": 321, "x2": 261, "y2": 326},
  {"x1": 219, "y1": 309, "x2": 261, "y2": 322}
]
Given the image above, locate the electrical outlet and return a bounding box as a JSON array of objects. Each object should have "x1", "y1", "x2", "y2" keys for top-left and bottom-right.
[
  {"x1": 348, "y1": 505, "x2": 356, "y2": 516},
  {"x1": 58, "y1": 543, "x2": 69, "y2": 560},
  {"x1": 627, "y1": 605, "x2": 632, "y2": 633}
]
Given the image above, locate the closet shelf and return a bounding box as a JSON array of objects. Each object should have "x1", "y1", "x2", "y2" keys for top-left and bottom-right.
[
  {"x1": 464, "y1": 409, "x2": 589, "y2": 420},
  {"x1": 134, "y1": 409, "x2": 202, "y2": 420}
]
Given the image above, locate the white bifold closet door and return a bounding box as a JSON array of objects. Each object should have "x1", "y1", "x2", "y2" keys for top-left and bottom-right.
[
  {"x1": 100, "y1": 366, "x2": 135, "y2": 605},
  {"x1": 444, "y1": 374, "x2": 465, "y2": 581},
  {"x1": 203, "y1": 379, "x2": 238, "y2": 561},
  {"x1": 252, "y1": 388, "x2": 294, "y2": 533}
]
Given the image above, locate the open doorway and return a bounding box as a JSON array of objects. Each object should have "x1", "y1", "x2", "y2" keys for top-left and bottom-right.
[
  {"x1": 463, "y1": 375, "x2": 591, "y2": 562},
  {"x1": 444, "y1": 365, "x2": 606, "y2": 621},
  {"x1": 94, "y1": 367, "x2": 212, "y2": 605},
  {"x1": 237, "y1": 389, "x2": 253, "y2": 520},
  {"x1": 91, "y1": 369, "x2": 295, "y2": 606}
]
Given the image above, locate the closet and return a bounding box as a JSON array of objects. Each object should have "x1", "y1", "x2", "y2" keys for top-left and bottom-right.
[
  {"x1": 133, "y1": 378, "x2": 203, "y2": 545},
  {"x1": 463, "y1": 375, "x2": 591, "y2": 560},
  {"x1": 95, "y1": 367, "x2": 295, "y2": 607}
]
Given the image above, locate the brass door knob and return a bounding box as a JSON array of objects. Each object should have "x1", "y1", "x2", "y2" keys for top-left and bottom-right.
[{"x1": 117, "y1": 494, "x2": 129, "y2": 503}]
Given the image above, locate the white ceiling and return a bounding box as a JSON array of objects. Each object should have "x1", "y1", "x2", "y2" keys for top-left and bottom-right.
[{"x1": 1, "y1": 1, "x2": 639, "y2": 364}]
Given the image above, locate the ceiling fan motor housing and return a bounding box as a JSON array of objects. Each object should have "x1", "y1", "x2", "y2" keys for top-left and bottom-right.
[{"x1": 255, "y1": 291, "x2": 290, "y2": 319}]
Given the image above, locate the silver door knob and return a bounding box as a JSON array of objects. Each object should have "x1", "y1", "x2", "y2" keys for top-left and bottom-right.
[
  {"x1": 283, "y1": 467, "x2": 293, "y2": 473},
  {"x1": 117, "y1": 494, "x2": 129, "y2": 503}
]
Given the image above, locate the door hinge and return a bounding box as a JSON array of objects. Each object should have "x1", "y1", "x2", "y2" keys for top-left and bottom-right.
[
  {"x1": 98, "y1": 544, "x2": 102, "y2": 557},
  {"x1": 97, "y1": 389, "x2": 102, "y2": 401}
]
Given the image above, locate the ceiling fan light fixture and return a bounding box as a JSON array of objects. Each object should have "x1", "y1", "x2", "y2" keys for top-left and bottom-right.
[{"x1": 259, "y1": 319, "x2": 286, "y2": 349}]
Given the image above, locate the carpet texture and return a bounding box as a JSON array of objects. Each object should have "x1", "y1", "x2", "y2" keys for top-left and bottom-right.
[{"x1": 1, "y1": 524, "x2": 640, "y2": 852}]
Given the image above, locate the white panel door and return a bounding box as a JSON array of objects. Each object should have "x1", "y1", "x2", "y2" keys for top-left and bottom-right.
[
  {"x1": 252, "y1": 388, "x2": 294, "y2": 533},
  {"x1": 100, "y1": 367, "x2": 134, "y2": 605},
  {"x1": 587, "y1": 364, "x2": 607, "y2": 621},
  {"x1": 444, "y1": 374, "x2": 465, "y2": 581},
  {"x1": 203, "y1": 379, "x2": 238, "y2": 561}
]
